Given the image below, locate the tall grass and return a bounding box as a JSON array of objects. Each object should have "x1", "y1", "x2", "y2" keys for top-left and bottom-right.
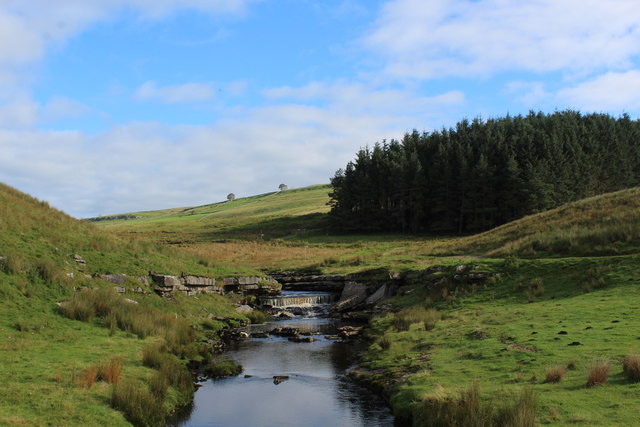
[
  {"x1": 412, "y1": 382, "x2": 536, "y2": 427},
  {"x1": 111, "y1": 380, "x2": 165, "y2": 427},
  {"x1": 586, "y1": 360, "x2": 612, "y2": 387},
  {"x1": 622, "y1": 354, "x2": 640, "y2": 382},
  {"x1": 394, "y1": 307, "x2": 440, "y2": 332}
]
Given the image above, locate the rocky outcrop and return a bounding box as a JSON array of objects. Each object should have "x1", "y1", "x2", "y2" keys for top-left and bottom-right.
[
  {"x1": 150, "y1": 273, "x2": 223, "y2": 297},
  {"x1": 149, "y1": 273, "x2": 280, "y2": 298},
  {"x1": 269, "y1": 273, "x2": 351, "y2": 292},
  {"x1": 223, "y1": 276, "x2": 281, "y2": 295}
]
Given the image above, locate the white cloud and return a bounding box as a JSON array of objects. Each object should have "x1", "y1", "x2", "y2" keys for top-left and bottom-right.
[
  {"x1": 134, "y1": 81, "x2": 216, "y2": 103},
  {"x1": 365, "y1": 0, "x2": 640, "y2": 79},
  {"x1": 0, "y1": 80, "x2": 464, "y2": 218},
  {"x1": 557, "y1": 70, "x2": 640, "y2": 112},
  {"x1": 263, "y1": 81, "x2": 465, "y2": 126},
  {"x1": 0, "y1": 96, "x2": 39, "y2": 128}
]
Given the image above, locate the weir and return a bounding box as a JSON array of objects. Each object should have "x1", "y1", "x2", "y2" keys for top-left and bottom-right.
[{"x1": 259, "y1": 292, "x2": 335, "y2": 308}]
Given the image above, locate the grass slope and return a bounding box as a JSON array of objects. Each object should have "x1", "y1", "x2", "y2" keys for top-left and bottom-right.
[
  {"x1": 0, "y1": 183, "x2": 246, "y2": 425},
  {"x1": 437, "y1": 186, "x2": 640, "y2": 257},
  {"x1": 96, "y1": 184, "x2": 332, "y2": 243},
  {"x1": 363, "y1": 255, "x2": 640, "y2": 425}
]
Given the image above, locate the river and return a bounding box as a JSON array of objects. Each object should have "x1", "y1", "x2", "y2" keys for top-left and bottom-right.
[{"x1": 173, "y1": 291, "x2": 395, "y2": 427}]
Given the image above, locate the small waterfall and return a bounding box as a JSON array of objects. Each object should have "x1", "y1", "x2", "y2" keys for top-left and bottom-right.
[{"x1": 260, "y1": 293, "x2": 335, "y2": 308}]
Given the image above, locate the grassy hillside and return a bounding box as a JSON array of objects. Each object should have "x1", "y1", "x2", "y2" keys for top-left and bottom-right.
[
  {"x1": 435, "y1": 186, "x2": 640, "y2": 258},
  {"x1": 0, "y1": 183, "x2": 250, "y2": 425},
  {"x1": 95, "y1": 184, "x2": 332, "y2": 243}
]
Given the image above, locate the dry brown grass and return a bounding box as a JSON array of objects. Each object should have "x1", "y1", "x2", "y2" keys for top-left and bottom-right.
[
  {"x1": 622, "y1": 354, "x2": 640, "y2": 382},
  {"x1": 97, "y1": 357, "x2": 123, "y2": 384},
  {"x1": 544, "y1": 365, "x2": 567, "y2": 383},
  {"x1": 184, "y1": 241, "x2": 350, "y2": 271},
  {"x1": 77, "y1": 366, "x2": 98, "y2": 388},
  {"x1": 586, "y1": 360, "x2": 612, "y2": 387}
]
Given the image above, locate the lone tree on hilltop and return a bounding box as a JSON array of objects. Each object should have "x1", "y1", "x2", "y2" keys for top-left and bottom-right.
[
  {"x1": 278, "y1": 183, "x2": 288, "y2": 191},
  {"x1": 227, "y1": 193, "x2": 236, "y2": 201}
]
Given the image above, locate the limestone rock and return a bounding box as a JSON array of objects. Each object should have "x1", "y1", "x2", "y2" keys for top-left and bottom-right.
[
  {"x1": 235, "y1": 305, "x2": 254, "y2": 314},
  {"x1": 97, "y1": 274, "x2": 126, "y2": 285},
  {"x1": 333, "y1": 282, "x2": 367, "y2": 312}
]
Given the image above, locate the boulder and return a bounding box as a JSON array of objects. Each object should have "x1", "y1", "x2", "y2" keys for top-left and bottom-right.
[
  {"x1": 365, "y1": 284, "x2": 391, "y2": 306},
  {"x1": 235, "y1": 305, "x2": 254, "y2": 314},
  {"x1": 333, "y1": 282, "x2": 367, "y2": 312}
]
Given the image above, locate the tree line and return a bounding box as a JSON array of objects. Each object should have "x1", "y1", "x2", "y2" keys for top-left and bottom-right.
[{"x1": 328, "y1": 110, "x2": 640, "y2": 233}]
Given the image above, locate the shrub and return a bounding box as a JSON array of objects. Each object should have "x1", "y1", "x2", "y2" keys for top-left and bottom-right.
[
  {"x1": 378, "y1": 335, "x2": 392, "y2": 351},
  {"x1": 245, "y1": 310, "x2": 270, "y2": 324},
  {"x1": 544, "y1": 365, "x2": 567, "y2": 383},
  {"x1": 97, "y1": 357, "x2": 123, "y2": 384},
  {"x1": 111, "y1": 380, "x2": 165, "y2": 427},
  {"x1": 206, "y1": 356, "x2": 243, "y2": 378},
  {"x1": 526, "y1": 278, "x2": 545, "y2": 302},
  {"x1": 586, "y1": 360, "x2": 612, "y2": 387},
  {"x1": 622, "y1": 354, "x2": 640, "y2": 382},
  {"x1": 394, "y1": 307, "x2": 440, "y2": 332}
]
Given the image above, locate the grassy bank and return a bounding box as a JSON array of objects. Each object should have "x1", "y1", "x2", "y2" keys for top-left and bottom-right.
[
  {"x1": 358, "y1": 255, "x2": 640, "y2": 425},
  {"x1": 0, "y1": 183, "x2": 251, "y2": 425}
]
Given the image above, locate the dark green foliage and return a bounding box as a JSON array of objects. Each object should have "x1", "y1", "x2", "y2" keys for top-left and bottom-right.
[
  {"x1": 329, "y1": 111, "x2": 640, "y2": 233},
  {"x1": 206, "y1": 356, "x2": 243, "y2": 378},
  {"x1": 245, "y1": 309, "x2": 270, "y2": 324}
]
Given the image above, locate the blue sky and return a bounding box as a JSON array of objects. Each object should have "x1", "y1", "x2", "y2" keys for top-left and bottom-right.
[{"x1": 1, "y1": 0, "x2": 640, "y2": 218}]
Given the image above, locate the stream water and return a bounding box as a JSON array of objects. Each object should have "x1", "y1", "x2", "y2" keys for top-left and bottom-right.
[{"x1": 173, "y1": 291, "x2": 394, "y2": 427}]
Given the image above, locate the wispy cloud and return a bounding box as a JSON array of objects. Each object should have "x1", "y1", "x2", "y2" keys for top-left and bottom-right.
[
  {"x1": 364, "y1": 0, "x2": 640, "y2": 79},
  {"x1": 557, "y1": 70, "x2": 640, "y2": 112},
  {"x1": 134, "y1": 81, "x2": 216, "y2": 103}
]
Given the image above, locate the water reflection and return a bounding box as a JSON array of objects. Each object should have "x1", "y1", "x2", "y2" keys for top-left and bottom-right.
[{"x1": 174, "y1": 300, "x2": 394, "y2": 427}]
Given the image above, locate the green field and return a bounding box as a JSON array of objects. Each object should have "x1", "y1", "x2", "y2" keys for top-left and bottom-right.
[
  {"x1": 3, "y1": 181, "x2": 640, "y2": 425},
  {"x1": 0, "y1": 183, "x2": 252, "y2": 426}
]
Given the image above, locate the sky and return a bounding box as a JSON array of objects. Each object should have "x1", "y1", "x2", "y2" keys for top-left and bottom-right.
[{"x1": 1, "y1": 0, "x2": 640, "y2": 218}]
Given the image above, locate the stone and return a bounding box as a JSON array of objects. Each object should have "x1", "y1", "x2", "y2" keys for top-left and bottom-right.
[
  {"x1": 113, "y1": 286, "x2": 126, "y2": 294},
  {"x1": 333, "y1": 282, "x2": 367, "y2": 312},
  {"x1": 123, "y1": 298, "x2": 138, "y2": 304},
  {"x1": 97, "y1": 274, "x2": 126, "y2": 285},
  {"x1": 72, "y1": 254, "x2": 86, "y2": 265},
  {"x1": 273, "y1": 375, "x2": 289, "y2": 385},
  {"x1": 250, "y1": 332, "x2": 269, "y2": 338},
  {"x1": 455, "y1": 265, "x2": 468, "y2": 273},
  {"x1": 138, "y1": 275, "x2": 149, "y2": 286},
  {"x1": 235, "y1": 305, "x2": 254, "y2": 314},
  {"x1": 337, "y1": 326, "x2": 362, "y2": 339},
  {"x1": 270, "y1": 327, "x2": 299, "y2": 337},
  {"x1": 181, "y1": 275, "x2": 215, "y2": 287},
  {"x1": 365, "y1": 284, "x2": 390, "y2": 306}
]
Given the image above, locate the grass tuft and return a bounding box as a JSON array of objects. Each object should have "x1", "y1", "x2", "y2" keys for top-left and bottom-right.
[
  {"x1": 111, "y1": 380, "x2": 165, "y2": 427},
  {"x1": 586, "y1": 360, "x2": 612, "y2": 387},
  {"x1": 622, "y1": 354, "x2": 640, "y2": 382},
  {"x1": 97, "y1": 357, "x2": 123, "y2": 385},
  {"x1": 544, "y1": 365, "x2": 567, "y2": 383}
]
